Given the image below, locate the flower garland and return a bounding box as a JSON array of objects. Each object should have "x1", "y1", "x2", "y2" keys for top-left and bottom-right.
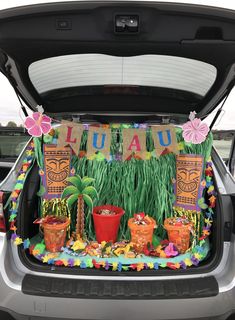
[{"x1": 8, "y1": 141, "x2": 35, "y2": 247}]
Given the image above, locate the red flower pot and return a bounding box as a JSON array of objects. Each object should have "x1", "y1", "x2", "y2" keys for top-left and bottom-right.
[{"x1": 93, "y1": 205, "x2": 125, "y2": 243}]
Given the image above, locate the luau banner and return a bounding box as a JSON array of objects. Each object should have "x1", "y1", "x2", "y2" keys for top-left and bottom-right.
[{"x1": 57, "y1": 121, "x2": 178, "y2": 160}]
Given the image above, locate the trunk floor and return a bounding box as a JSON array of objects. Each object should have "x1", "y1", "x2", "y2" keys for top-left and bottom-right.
[{"x1": 29, "y1": 234, "x2": 210, "y2": 269}]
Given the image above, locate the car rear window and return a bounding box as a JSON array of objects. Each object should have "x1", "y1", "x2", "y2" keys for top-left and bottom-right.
[
  {"x1": 0, "y1": 129, "x2": 29, "y2": 160},
  {"x1": 28, "y1": 54, "x2": 217, "y2": 98}
]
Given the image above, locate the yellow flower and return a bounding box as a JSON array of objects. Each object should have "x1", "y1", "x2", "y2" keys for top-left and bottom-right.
[
  {"x1": 177, "y1": 142, "x2": 184, "y2": 150},
  {"x1": 105, "y1": 246, "x2": 112, "y2": 255},
  {"x1": 194, "y1": 253, "x2": 202, "y2": 260},
  {"x1": 174, "y1": 263, "x2": 181, "y2": 269},
  {"x1": 74, "y1": 259, "x2": 81, "y2": 267},
  {"x1": 205, "y1": 218, "x2": 212, "y2": 225},
  {"x1": 71, "y1": 240, "x2": 85, "y2": 251},
  {"x1": 87, "y1": 154, "x2": 96, "y2": 160},
  {"x1": 148, "y1": 263, "x2": 154, "y2": 269},
  {"x1": 184, "y1": 258, "x2": 193, "y2": 267},
  {"x1": 101, "y1": 241, "x2": 106, "y2": 248},
  {"x1": 42, "y1": 255, "x2": 50, "y2": 263},
  {"x1": 14, "y1": 237, "x2": 23, "y2": 245},
  {"x1": 112, "y1": 262, "x2": 118, "y2": 271},
  {"x1": 145, "y1": 152, "x2": 151, "y2": 160},
  {"x1": 112, "y1": 124, "x2": 120, "y2": 129},
  {"x1": 18, "y1": 174, "x2": 25, "y2": 180},
  {"x1": 12, "y1": 202, "x2": 17, "y2": 210}
]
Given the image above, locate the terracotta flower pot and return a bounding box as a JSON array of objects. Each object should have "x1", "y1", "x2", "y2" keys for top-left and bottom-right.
[
  {"x1": 93, "y1": 205, "x2": 125, "y2": 243},
  {"x1": 128, "y1": 216, "x2": 156, "y2": 253},
  {"x1": 164, "y1": 217, "x2": 193, "y2": 253},
  {"x1": 42, "y1": 216, "x2": 70, "y2": 253}
]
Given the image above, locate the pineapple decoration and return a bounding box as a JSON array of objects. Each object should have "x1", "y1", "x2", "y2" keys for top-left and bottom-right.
[{"x1": 61, "y1": 175, "x2": 98, "y2": 238}]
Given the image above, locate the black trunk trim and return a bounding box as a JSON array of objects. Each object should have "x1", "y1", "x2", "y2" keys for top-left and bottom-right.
[{"x1": 22, "y1": 274, "x2": 218, "y2": 299}]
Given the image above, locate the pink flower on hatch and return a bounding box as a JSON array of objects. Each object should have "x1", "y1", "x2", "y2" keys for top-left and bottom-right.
[
  {"x1": 182, "y1": 112, "x2": 209, "y2": 144},
  {"x1": 24, "y1": 112, "x2": 52, "y2": 137}
]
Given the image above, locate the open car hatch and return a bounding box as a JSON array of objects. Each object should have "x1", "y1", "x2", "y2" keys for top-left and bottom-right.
[{"x1": 0, "y1": 1, "x2": 235, "y2": 121}]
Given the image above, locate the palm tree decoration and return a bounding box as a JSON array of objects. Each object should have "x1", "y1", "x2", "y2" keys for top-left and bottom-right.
[{"x1": 61, "y1": 175, "x2": 98, "y2": 238}]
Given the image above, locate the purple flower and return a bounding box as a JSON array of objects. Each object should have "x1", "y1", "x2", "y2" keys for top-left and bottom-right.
[
  {"x1": 11, "y1": 233, "x2": 17, "y2": 241},
  {"x1": 105, "y1": 261, "x2": 110, "y2": 270},
  {"x1": 68, "y1": 259, "x2": 74, "y2": 267},
  {"x1": 38, "y1": 254, "x2": 45, "y2": 260},
  {"x1": 191, "y1": 256, "x2": 199, "y2": 266},
  {"x1": 164, "y1": 243, "x2": 178, "y2": 257},
  {"x1": 180, "y1": 261, "x2": 187, "y2": 269}
]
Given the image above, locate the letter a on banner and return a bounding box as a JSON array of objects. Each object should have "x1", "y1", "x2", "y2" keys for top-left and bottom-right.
[
  {"x1": 123, "y1": 128, "x2": 147, "y2": 160},
  {"x1": 152, "y1": 125, "x2": 179, "y2": 157},
  {"x1": 86, "y1": 126, "x2": 111, "y2": 160},
  {"x1": 57, "y1": 121, "x2": 83, "y2": 155}
]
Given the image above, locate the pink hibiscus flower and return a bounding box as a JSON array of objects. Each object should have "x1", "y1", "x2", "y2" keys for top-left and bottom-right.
[
  {"x1": 24, "y1": 112, "x2": 52, "y2": 137},
  {"x1": 182, "y1": 112, "x2": 209, "y2": 144}
]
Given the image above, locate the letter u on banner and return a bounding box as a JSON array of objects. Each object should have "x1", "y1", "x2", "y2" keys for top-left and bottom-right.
[
  {"x1": 86, "y1": 127, "x2": 111, "y2": 160},
  {"x1": 151, "y1": 125, "x2": 179, "y2": 157},
  {"x1": 57, "y1": 121, "x2": 83, "y2": 155},
  {"x1": 122, "y1": 128, "x2": 147, "y2": 160}
]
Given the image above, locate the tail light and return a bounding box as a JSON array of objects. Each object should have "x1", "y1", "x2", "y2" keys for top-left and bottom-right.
[{"x1": 0, "y1": 191, "x2": 7, "y2": 233}]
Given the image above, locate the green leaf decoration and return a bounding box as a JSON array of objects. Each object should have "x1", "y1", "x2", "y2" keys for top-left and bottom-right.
[
  {"x1": 9, "y1": 214, "x2": 17, "y2": 222},
  {"x1": 34, "y1": 242, "x2": 46, "y2": 254},
  {"x1": 198, "y1": 197, "x2": 208, "y2": 209},
  {"x1": 83, "y1": 194, "x2": 93, "y2": 212},
  {"x1": 67, "y1": 175, "x2": 82, "y2": 190},
  {"x1": 82, "y1": 186, "x2": 99, "y2": 199},
  {"x1": 37, "y1": 185, "x2": 46, "y2": 197},
  {"x1": 67, "y1": 193, "x2": 79, "y2": 209},
  {"x1": 62, "y1": 186, "x2": 80, "y2": 199},
  {"x1": 81, "y1": 177, "x2": 95, "y2": 189}
]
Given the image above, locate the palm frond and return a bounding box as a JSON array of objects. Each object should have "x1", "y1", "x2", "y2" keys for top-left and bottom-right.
[
  {"x1": 82, "y1": 186, "x2": 99, "y2": 200},
  {"x1": 61, "y1": 186, "x2": 80, "y2": 199}
]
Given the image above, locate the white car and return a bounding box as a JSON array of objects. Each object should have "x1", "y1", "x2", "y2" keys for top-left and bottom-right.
[{"x1": 0, "y1": 2, "x2": 235, "y2": 320}]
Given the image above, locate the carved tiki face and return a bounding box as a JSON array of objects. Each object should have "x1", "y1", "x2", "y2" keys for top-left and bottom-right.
[
  {"x1": 175, "y1": 154, "x2": 204, "y2": 210},
  {"x1": 43, "y1": 145, "x2": 71, "y2": 198}
]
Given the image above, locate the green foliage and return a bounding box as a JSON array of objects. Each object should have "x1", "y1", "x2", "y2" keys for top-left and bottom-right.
[
  {"x1": 72, "y1": 128, "x2": 213, "y2": 240},
  {"x1": 62, "y1": 174, "x2": 98, "y2": 211}
]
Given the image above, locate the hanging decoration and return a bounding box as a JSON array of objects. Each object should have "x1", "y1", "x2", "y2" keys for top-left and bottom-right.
[
  {"x1": 24, "y1": 112, "x2": 52, "y2": 137},
  {"x1": 122, "y1": 128, "x2": 147, "y2": 160},
  {"x1": 151, "y1": 125, "x2": 179, "y2": 157},
  {"x1": 86, "y1": 126, "x2": 112, "y2": 160},
  {"x1": 174, "y1": 154, "x2": 204, "y2": 211},
  {"x1": 182, "y1": 111, "x2": 209, "y2": 144},
  {"x1": 57, "y1": 121, "x2": 83, "y2": 155},
  {"x1": 40, "y1": 145, "x2": 73, "y2": 199}
]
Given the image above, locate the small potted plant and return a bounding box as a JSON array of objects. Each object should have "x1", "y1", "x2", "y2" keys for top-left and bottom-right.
[
  {"x1": 93, "y1": 205, "x2": 125, "y2": 243},
  {"x1": 164, "y1": 216, "x2": 193, "y2": 253},
  {"x1": 34, "y1": 215, "x2": 70, "y2": 253},
  {"x1": 128, "y1": 213, "x2": 157, "y2": 253}
]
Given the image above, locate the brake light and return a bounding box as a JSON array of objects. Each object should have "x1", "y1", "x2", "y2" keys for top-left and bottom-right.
[{"x1": 0, "y1": 192, "x2": 7, "y2": 233}]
